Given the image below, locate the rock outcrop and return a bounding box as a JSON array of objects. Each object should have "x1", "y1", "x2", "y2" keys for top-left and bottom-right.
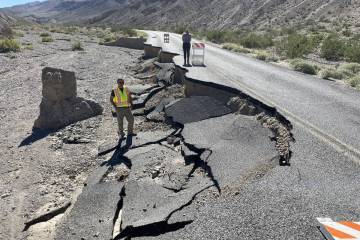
[{"x1": 34, "y1": 67, "x2": 103, "y2": 130}]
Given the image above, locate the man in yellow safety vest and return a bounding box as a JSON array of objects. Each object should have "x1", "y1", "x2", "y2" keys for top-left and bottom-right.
[{"x1": 110, "y1": 78, "x2": 135, "y2": 138}]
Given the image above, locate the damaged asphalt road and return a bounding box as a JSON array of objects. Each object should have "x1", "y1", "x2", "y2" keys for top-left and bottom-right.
[
  {"x1": 44, "y1": 57, "x2": 295, "y2": 240},
  {"x1": 16, "y1": 31, "x2": 360, "y2": 240},
  {"x1": 181, "y1": 113, "x2": 279, "y2": 190},
  {"x1": 53, "y1": 96, "x2": 286, "y2": 239}
]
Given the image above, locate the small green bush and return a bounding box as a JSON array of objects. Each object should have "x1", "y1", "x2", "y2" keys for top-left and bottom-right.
[
  {"x1": 72, "y1": 41, "x2": 83, "y2": 51},
  {"x1": 23, "y1": 43, "x2": 34, "y2": 50},
  {"x1": 122, "y1": 28, "x2": 137, "y2": 37},
  {"x1": 266, "y1": 55, "x2": 279, "y2": 62},
  {"x1": 345, "y1": 40, "x2": 360, "y2": 63},
  {"x1": 279, "y1": 33, "x2": 314, "y2": 59},
  {"x1": 41, "y1": 36, "x2": 54, "y2": 42},
  {"x1": 239, "y1": 33, "x2": 273, "y2": 49},
  {"x1": 342, "y1": 29, "x2": 352, "y2": 37},
  {"x1": 319, "y1": 68, "x2": 344, "y2": 80},
  {"x1": 281, "y1": 28, "x2": 296, "y2": 36},
  {"x1": 337, "y1": 63, "x2": 360, "y2": 77},
  {"x1": 222, "y1": 43, "x2": 251, "y2": 53},
  {"x1": 0, "y1": 38, "x2": 21, "y2": 53},
  {"x1": 309, "y1": 33, "x2": 325, "y2": 47},
  {"x1": 255, "y1": 52, "x2": 268, "y2": 61},
  {"x1": 110, "y1": 26, "x2": 137, "y2": 36},
  {"x1": 222, "y1": 43, "x2": 236, "y2": 50},
  {"x1": 320, "y1": 34, "x2": 345, "y2": 60},
  {"x1": 103, "y1": 35, "x2": 116, "y2": 42},
  {"x1": 15, "y1": 31, "x2": 24, "y2": 37},
  {"x1": 40, "y1": 32, "x2": 51, "y2": 37},
  {"x1": 135, "y1": 30, "x2": 148, "y2": 39},
  {"x1": 290, "y1": 59, "x2": 318, "y2": 75},
  {"x1": 63, "y1": 26, "x2": 78, "y2": 34},
  {"x1": 173, "y1": 25, "x2": 188, "y2": 35},
  {"x1": 205, "y1": 30, "x2": 225, "y2": 43},
  {"x1": 347, "y1": 75, "x2": 360, "y2": 89},
  {"x1": 96, "y1": 30, "x2": 106, "y2": 39}
]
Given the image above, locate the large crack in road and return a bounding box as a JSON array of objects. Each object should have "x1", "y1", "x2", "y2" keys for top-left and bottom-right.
[{"x1": 23, "y1": 57, "x2": 294, "y2": 239}]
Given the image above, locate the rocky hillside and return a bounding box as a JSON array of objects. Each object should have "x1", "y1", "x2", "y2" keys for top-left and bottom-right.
[
  {"x1": 5, "y1": 0, "x2": 360, "y2": 29},
  {"x1": 0, "y1": 10, "x2": 16, "y2": 37}
]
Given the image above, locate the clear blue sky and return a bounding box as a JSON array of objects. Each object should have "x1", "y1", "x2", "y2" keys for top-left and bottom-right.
[{"x1": 0, "y1": 0, "x2": 45, "y2": 8}]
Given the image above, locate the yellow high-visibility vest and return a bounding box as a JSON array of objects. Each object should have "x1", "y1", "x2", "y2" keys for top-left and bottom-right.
[{"x1": 113, "y1": 86, "x2": 130, "y2": 107}]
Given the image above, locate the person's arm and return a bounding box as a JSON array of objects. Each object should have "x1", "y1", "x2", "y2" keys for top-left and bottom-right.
[{"x1": 110, "y1": 90, "x2": 116, "y2": 108}]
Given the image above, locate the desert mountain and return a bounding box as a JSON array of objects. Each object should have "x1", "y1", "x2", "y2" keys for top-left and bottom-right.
[
  {"x1": 4, "y1": 0, "x2": 360, "y2": 29},
  {"x1": 0, "y1": 10, "x2": 17, "y2": 37}
]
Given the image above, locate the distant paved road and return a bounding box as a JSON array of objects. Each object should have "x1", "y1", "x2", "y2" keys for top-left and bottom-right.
[{"x1": 145, "y1": 31, "x2": 360, "y2": 162}]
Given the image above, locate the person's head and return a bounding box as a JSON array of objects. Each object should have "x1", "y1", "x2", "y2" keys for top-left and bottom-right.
[
  {"x1": 186, "y1": 30, "x2": 189, "y2": 34},
  {"x1": 117, "y1": 78, "x2": 125, "y2": 87}
]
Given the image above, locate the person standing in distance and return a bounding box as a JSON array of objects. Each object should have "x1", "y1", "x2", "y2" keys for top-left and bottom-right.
[
  {"x1": 182, "y1": 30, "x2": 192, "y2": 66},
  {"x1": 110, "y1": 78, "x2": 135, "y2": 139}
]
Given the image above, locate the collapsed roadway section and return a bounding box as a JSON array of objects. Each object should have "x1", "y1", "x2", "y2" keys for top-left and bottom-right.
[{"x1": 38, "y1": 48, "x2": 294, "y2": 239}]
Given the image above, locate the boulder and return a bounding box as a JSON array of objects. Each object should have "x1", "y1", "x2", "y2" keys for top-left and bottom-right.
[
  {"x1": 41, "y1": 68, "x2": 76, "y2": 101},
  {"x1": 34, "y1": 67, "x2": 103, "y2": 130}
]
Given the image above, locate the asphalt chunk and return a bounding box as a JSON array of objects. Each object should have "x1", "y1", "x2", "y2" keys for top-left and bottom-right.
[
  {"x1": 121, "y1": 179, "x2": 212, "y2": 230},
  {"x1": 54, "y1": 182, "x2": 124, "y2": 240},
  {"x1": 126, "y1": 145, "x2": 194, "y2": 191}
]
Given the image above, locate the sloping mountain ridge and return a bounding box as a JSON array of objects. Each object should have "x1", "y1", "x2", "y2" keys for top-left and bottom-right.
[
  {"x1": 5, "y1": 0, "x2": 360, "y2": 28},
  {"x1": 0, "y1": 10, "x2": 17, "y2": 37}
]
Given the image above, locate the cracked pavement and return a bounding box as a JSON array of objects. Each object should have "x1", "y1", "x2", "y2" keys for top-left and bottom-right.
[
  {"x1": 147, "y1": 31, "x2": 360, "y2": 155},
  {"x1": 52, "y1": 91, "x2": 287, "y2": 239}
]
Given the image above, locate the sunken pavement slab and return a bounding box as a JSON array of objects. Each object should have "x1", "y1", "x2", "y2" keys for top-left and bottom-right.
[
  {"x1": 54, "y1": 182, "x2": 123, "y2": 240},
  {"x1": 165, "y1": 96, "x2": 278, "y2": 189},
  {"x1": 182, "y1": 114, "x2": 278, "y2": 189},
  {"x1": 125, "y1": 145, "x2": 195, "y2": 191},
  {"x1": 165, "y1": 96, "x2": 232, "y2": 125},
  {"x1": 119, "y1": 178, "x2": 213, "y2": 238}
]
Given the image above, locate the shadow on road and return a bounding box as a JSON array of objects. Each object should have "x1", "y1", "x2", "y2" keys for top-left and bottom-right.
[
  {"x1": 115, "y1": 220, "x2": 193, "y2": 239},
  {"x1": 100, "y1": 136, "x2": 133, "y2": 169},
  {"x1": 18, "y1": 128, "x2": 54, "y2": 147}
]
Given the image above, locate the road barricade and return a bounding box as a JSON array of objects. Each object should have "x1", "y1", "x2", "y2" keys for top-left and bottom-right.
[
  {"x1": 164, "y1": 33, "x2": 170, "y2": 43},
  {"x1": 192, "y1": 42, "x2": 205, "y2": 66},
  {"x1": 317, "y1": 218, "x2": 360, "y2": 240}
]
